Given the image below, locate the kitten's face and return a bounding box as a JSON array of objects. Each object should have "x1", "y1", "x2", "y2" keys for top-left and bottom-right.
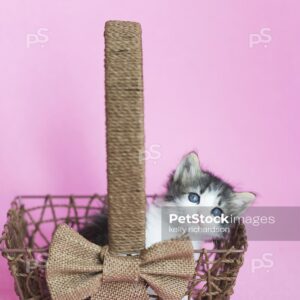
[{"x1": 166, "y1": 152, "x2": 255, "y2": 240}]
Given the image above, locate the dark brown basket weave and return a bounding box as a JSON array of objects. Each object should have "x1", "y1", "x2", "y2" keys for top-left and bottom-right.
[
  {"x1": 0, "y1": 21, "x2": 248, "y2": 300},
  {"x1": 1, "y1": 195, "x2": 247, "y2": 300}
]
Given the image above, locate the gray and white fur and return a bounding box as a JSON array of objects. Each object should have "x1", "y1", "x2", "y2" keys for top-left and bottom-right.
[{"x1": 146, "y1": 152, "x2": 255, "y2": 250}]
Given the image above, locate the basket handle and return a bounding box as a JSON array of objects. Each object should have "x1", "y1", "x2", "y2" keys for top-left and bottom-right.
[{"x1": 104, "y1": 21, "x2": 146, "y2": 253}]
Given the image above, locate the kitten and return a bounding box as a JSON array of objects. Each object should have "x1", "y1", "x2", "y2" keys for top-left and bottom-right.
[
  {"x1": 79, "y1": 152, "x2": 255, "y2": 250},
  {"x1": 146, "y1": 152, "x2": 255, "y2": 251}
]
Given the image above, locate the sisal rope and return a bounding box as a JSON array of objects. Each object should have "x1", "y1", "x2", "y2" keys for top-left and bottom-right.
[{"x1": 104, "y1": 21, "x2": 146, "y2": 253}]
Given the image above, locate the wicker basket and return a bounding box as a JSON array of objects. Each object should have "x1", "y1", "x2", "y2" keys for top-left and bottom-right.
[{"x1": 0, "y1": 21, "x2": 248, "y2": 300}]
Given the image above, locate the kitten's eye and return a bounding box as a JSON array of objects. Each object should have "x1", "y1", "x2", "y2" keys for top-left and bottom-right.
[
  {"x1": 211, "y1": 207, "x2": 223, "y2": 217},
  {"x1": 188, "y1": 192, "x2": 200, "y2": 204}
]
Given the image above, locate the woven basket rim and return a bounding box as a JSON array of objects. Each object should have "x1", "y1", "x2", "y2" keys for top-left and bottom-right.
[
  {"x1": 1, "y1": 193, "x2": 248, "y2": 300},
  {"x1": 0, "y1": 194, "x2": 247, "y2": 255}
]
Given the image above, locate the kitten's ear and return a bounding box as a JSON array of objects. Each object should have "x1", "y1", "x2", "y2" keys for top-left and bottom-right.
[
  {"x1": 230, "y1": 192, "x2": 256, "y2": 216},
  {"x1": 174, "y1": 152, "x2": 202, "y2": 184}
]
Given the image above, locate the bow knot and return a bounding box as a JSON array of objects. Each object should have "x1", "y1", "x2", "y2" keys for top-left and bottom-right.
[
  {"x1": 103, "y1": 253, "x2": 140, "y2": 283},
  {"x1": 46, "y1": 224, "x2": 195, "y2": 300}
]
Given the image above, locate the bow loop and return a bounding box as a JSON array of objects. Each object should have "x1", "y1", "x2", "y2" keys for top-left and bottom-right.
[{"x1": 46, "y1": 224, "x2": 194, "y2": 300}]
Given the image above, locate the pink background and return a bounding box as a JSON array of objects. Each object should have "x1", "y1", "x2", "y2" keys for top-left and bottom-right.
[{"x1": 1, "y1": 0, "x2": 299, "y2": 299}]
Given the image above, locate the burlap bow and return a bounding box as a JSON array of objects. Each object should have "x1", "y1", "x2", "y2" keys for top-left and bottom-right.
[{"x1": 46, "y1": 224, "x2": 195, "y2": 300}]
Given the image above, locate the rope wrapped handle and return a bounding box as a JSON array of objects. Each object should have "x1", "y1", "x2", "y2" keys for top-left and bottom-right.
[
  {"x1": 105, "y1": 21, "x2": 146, "y2": 253},
  {"x1": 46, "y1": 22, "x2": 195, "y2": 300}
]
